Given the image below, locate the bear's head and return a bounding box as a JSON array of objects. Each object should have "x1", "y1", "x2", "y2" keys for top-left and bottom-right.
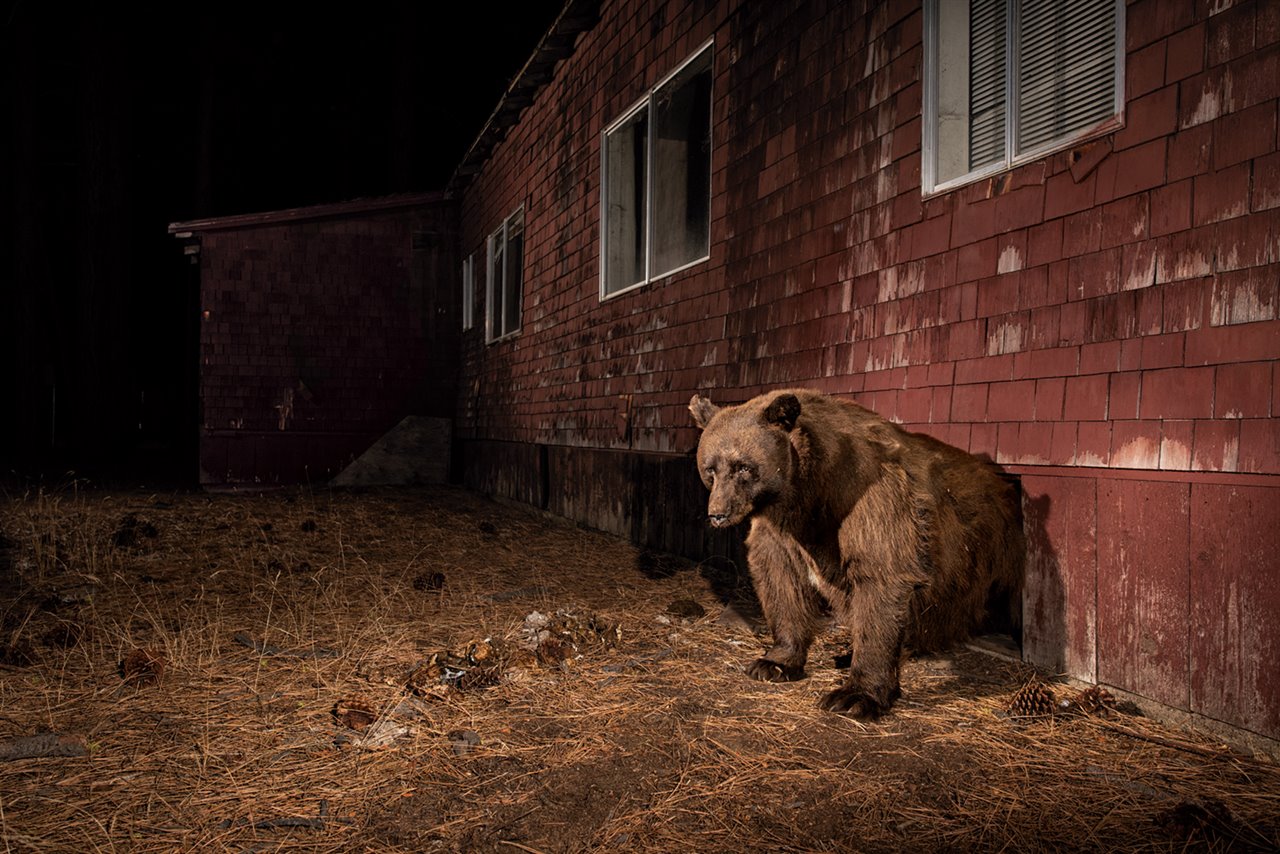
[{"x1": 688, "y1": 392, "x2": 801, "y2": 528}]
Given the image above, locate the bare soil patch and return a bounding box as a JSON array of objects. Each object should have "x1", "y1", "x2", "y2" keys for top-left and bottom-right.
[{"x1": 1, "y1": 485, "x2": 1276, "y2": 852}]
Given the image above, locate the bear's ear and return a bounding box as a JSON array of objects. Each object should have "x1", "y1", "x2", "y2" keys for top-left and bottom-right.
[
  {"x1": 764, "y1": 393, "x2": 801, "y2": 431},
  {"x1": 688, "y1": 394, "x2": 720, "y2": 429}
]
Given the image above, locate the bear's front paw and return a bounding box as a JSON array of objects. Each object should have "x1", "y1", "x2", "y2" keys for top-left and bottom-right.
[
  {"x1": 818, "y1": 686, "x2": 890, "y2": 718},
  {"x1": 745, "y1": 657, "x2": 805, "y2": 682}
]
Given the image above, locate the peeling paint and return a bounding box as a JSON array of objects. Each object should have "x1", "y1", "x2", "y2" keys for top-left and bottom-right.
[
  {"x1": 1229, "y1": 287, "x2": 1275, "y2": 325},
  {"x1": 877, "y1": 268, "x2": 899, "y2": 303},
  {"x1": 1159, "y1": 243, "x2": 1213, "y2": 282},
  {"x1": 1220, "y1": 435, "x2": 1241, "y2": 471},
  {"x1": 899, "y1": 260, "x2": 926, "y2": 297},
  {"x1": 863, "y1": 40, "x2": 887, "y2": 78},
  {"x1": 1219, "y1": 243, "x2": 1241, "y2": 272},
  {"x1": 876, "y1": 171, "x2": 897, "y2": 204},
  {"x1": 986, "y1": 320, "x2": 1026, "y2": 355},
  {"x1": 1186, "y1": 78, "x2": 1227, "y2": 127},
  {"x1": 1194, "y1": 435, "x2": 1241, "y2": 471},
  {"x1": 1112, "y1": 435, "x2": 1160, "y2": 469},
  {"x1": 997, "y1": 244, "x2": 1024, "y2": 274},
  {"x1": 1077, "y1": 450, "x2": 1107, "y2": 467},
  {"x1": 1209, "y1": 283, "x2": 1274, "y2": 326},
  {"x1": 1160, "y1": 437, "x2": 1191, "y2": 470},
  {"x1": 1124, "y1": 250, "x2": 1157, "y2": 291}
]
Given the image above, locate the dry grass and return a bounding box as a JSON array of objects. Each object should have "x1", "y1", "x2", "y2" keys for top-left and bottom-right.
[{"x1": 0, "y1": 484, "x2": 1276, "y2": 853}]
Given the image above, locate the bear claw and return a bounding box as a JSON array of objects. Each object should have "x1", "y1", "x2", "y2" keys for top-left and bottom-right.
[
  {"x1": 745, "y1": 657, "x2": 805, "y2": 682},
  {"x1": 819, "y1": 687, "x2": 887, "y2": 718}
]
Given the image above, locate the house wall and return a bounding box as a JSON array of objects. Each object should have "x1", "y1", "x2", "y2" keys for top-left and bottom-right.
[
  {"x1": 190, "y1": 200, "x2": 458, "y2": 485},
  {"x1": 456, "y1": 0, "x2": 1279, "y2": 742}
]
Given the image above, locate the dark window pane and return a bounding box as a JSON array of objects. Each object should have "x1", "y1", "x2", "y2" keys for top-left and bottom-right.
[
  {"x1": 603, "y1": 109, "x2": 648, "y2": 294},
  {"x1": 651, "y1": 47, "x2": 712, "y2": 276}
]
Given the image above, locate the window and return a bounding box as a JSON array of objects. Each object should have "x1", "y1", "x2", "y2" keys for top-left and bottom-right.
[
  {"x1": 602, "y1": 42, "x2": 712, "y2": 298},
  {"x1": 486, "y1": 208, "x2": 524, "y2": 342},
  {"x1": 923, "y1": 0, "x2": 1123, "y2": 194},
  {"x1": 461, "y1": 254, "x2": 475, "y2": 331}
]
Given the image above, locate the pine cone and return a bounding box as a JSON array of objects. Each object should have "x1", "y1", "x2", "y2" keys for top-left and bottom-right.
[
  {"x1": 1074, "y1": 685, "x2": 1116, "y2": 716},
  {"x1": 455, "y1": 637, "x2": 495, "y2": 665},
  {"x1": 1007, "y1": 680, "x2": 1056, "y2": 718},
  {"x1": 406, "y1": 655, "x2": 447, "y2": 698},
  {"x1": 536, "y1": 634, "x2": 573, "y2": 665},
  {"x1": 455, "y1": 664, "x2": 503, "y2": 691},
  {"x1": 334, "y1": 693, "x2": 380, "y2": 730},
  {"x1": 412, "y1": 571, "x2": 445, "y2": 591},
  {"x1": 120, "y1": 647, "x2": 165, "y2": 685}
]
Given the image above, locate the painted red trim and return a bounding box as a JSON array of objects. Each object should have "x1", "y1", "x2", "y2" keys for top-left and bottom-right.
[
  {"x1": 1006, "y1": 464, "x2": 1279, "y2": 488},
  {"x1": 168, "y1": 192, "x2": 445, "y2": 235}
]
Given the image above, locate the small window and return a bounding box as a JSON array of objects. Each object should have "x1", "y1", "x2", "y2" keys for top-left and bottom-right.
[
  {"x1": 923, "y1": 0, "x2": 1123, "y2": 194},
  {"x1": 486, "y1": 208, "x2": 524, "y2": 342},
  {"x1": 461, "y1": 254, "x2": 475, "y2": 331},
  {"x1": 602, "y1": 42, "x2": 712, "y2": 298}
]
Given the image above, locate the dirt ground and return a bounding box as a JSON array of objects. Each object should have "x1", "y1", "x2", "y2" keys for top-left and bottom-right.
[{"x1": 0, "y1": 484, "x2": 1277, "y2": 853}]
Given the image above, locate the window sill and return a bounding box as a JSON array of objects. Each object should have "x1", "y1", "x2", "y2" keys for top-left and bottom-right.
[
  {"x1": 921, "y1": 114, "x2": 1124, "y2": 200},
  {"x1": 485, "y1": 329, "x2": 521, "y2": 345},
  {"x1": 599, "y1": 252, "x2": 711, "y2": 302}
]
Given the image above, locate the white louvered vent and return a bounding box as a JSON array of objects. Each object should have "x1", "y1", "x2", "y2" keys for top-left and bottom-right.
[
  {"x1": 924, "y1": 0, "x2": 1121, "y2": 194},
  {"x1": 969, "y1": 0, "x2": 1007, "y2": 170},
  {"x1": 1017, "y1": 0, "x2": 1117, "y2": 153}
]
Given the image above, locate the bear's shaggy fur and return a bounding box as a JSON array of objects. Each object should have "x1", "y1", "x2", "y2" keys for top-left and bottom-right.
[{"x1": 689, "y1": 388, "x2": 1025, "y2": 718}]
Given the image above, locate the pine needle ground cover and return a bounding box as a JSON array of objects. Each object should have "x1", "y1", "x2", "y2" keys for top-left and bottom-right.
[{"x1": 1, "y1": 485, "x2": 1276, "y2": 852}]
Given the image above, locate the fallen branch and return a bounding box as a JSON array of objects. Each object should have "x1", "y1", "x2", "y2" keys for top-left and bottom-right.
[
  {"x1": 251, "y1": 816, "x2": 326, "y2": 830},
  {"x1": 484, "y1": 585, "x2": 551, "y2": 602},
  {"x1": 0, "y1": 733, "x2": 88, "y2": 760},
  {"x1": 498, "y1": 841, "x2": 550, "y2": 854},
  {"x1": 215, "y1": 799, "x2": 355, "y2": 831},
  {"x1": 601, "y1": 648, "x2": 674, "y2": 673},
  {"x1": 1096, "y1": 721, "x2": 1235, "y2": 761},
  {"x1": 232, "y1": 631, "x2": 339, "y2": 659}
]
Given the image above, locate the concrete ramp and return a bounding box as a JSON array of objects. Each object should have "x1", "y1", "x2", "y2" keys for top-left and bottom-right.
[{"x1": 332, "y1": 416, "x2": 451, "y2": 486}]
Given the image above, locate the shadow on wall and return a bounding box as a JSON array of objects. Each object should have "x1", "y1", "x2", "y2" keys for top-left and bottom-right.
[
  {"x1": 1020, "y1": 492, "x2": 1070, "y2": 675},
  {"x1": 625, "y1": 449, "x2": 756, "y2": 611}
]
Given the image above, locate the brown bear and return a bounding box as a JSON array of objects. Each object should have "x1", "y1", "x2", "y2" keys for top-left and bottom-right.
[{"x1": 689, "y1": 388, "x2": 1025, "y2": 718}]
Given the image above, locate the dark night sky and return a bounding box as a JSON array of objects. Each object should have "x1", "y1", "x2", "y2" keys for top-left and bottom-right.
[{"x1": 1, "y1": 1, "x2": 565, "y2": 481}]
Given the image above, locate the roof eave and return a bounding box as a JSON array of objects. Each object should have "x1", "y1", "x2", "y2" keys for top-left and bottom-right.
[
  {"x1": 167, "y1": 190, "x2": 447, "y2": 236},
  {"x1": 445, "y1": 0, "x2": 601, "y2": 197}
]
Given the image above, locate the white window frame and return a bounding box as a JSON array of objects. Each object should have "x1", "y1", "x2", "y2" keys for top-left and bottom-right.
[
  {"x1": 486, "y1": 207, "x2": 524, "y2": 343},
  {"x1": 600, "y1": 39, "x2": 714, "y2": 301},
  {"x1": 922, "y1": 0, "x2": 1125, "y2": 196},
  {"x1": 461, "y1": 253, "x2": 475, "y2": 331}
]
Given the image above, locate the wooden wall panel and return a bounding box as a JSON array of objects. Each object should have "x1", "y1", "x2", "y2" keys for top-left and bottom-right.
[
  {"x1": 1190, "y1": 484, "x2": 1280, "y2": 739},
  {"x1": 1096, "y1": 480, "x2": 1190, "y2": 708}
]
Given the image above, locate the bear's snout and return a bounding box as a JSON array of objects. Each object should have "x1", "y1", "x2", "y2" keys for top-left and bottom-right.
[{"x1": 707, "y1": 513, "x2": 733, "y2": 528}]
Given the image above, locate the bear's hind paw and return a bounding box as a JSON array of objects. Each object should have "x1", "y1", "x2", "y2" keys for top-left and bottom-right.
[
  {"x1": 745, "y1": 657, "x2": 806, "y2": 683},
  {"x1": 819, "y1": 687, "x2": 891, "y2": 719}
]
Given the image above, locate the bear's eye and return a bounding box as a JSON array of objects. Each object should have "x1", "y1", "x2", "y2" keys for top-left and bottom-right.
[{"x1": 733, "y1": 463, "x2": 755, "y2": 480}]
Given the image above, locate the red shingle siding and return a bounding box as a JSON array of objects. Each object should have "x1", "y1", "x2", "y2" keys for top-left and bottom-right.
[
  {"x1": 462, "y1": 0, "x2": 1275, "y2": 469},
  {"x1": 458, "y1": 0, "x2": 1279, "y2": 739}
]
